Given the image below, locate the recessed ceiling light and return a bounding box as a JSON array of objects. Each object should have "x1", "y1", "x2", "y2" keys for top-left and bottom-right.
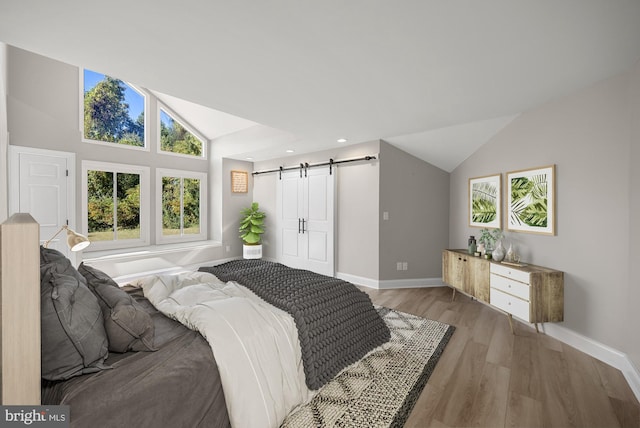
[
  {"x1": 337, "y1": 138, "x2": 347, "y2": 143},
  {"x1": 286, "y1": 149, "x2": 294, "y2": 153},
  {"x1": 246, "y1": 157, "x2": 254, "y2": 160}
]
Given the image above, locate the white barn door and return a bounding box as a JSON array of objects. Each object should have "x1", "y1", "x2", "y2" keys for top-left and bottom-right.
[
  {"x1": 277, "y1": 166, "x2": 335, "y2": 276},
  {"x1": 9, "y1": 146, "x2": 75, "y2": 260},
  {"x1": 279, "y1": 170, "x2": 304, "y2": 263}
]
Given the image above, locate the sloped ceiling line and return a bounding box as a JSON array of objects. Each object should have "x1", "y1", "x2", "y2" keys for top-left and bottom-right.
[{"x1": 1, "y1": 1, "x2": 639, "y2": 171}]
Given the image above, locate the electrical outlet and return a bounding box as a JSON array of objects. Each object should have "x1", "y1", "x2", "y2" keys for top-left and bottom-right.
[
  {"x1": 383, "y1": 211, "x2": 389, "y2": 220},
  {"x1": 402, "y1": 262, "x2": 408, "y2": 271},
  {"x1": 225, "y1": 245, "x2": 231, "y2": 252},
  {"x1": 396, "y1": 262, "x2": 402, "y2": 271}
]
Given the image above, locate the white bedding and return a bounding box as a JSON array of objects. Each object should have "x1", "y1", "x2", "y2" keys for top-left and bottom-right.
[{"x1": 135, "y1": 271, "x2": 311, "y2": 428}]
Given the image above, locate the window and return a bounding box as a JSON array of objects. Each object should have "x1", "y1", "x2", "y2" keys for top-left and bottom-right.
[
  {"x1": 156, "y1": 168, "x2": 207, "y2": 243},
  {"x1": 159, "y1": 107, "x2": 205, "y2": 158},
  {"x1": 81, "y1": 69, "x2": 147, "y2": 149},
  {"x1": 82, "y1": 161, "x2": 150, "y2": 250}
]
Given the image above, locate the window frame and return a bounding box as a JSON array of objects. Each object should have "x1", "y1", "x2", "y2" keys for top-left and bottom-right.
[
  {"x1": 156, "y1": 168, "x2": 208, "y2": 244},
  {"x1": 82, "y1": 160, "x2": 150, "y2": 251},
  {"x1": 157, "y1": 103, "x2": 207, "y2": 159},
  {"x1": 79, "y1": 68, "x2": 150, "y2": 152}
]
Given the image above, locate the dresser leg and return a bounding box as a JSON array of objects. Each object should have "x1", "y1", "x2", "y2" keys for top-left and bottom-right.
[
  {"x1": 451, "y1": 288, "x2": 456, "y2": 302},
  {"x1": 534, "y1": 323, "x2": 539, "y2": 333},
  {"x1": 507, "y1": 314, "x2": 515, "y2": 334}
]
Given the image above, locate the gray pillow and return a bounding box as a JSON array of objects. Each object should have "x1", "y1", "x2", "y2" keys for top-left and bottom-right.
[
  {"x1": 78, "y1": 263, "x2": 156, "y2": 353},
  {"x1": 40, "y1": 245, "x2": 86, "y2": 283},
  {"x1": 40, "y1": 269, "x2": 110, "y2": 381}
]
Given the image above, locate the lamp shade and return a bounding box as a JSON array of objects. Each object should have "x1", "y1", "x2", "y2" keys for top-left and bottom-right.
[
  {"x1": 66, "y1": 228, "x2": 90, "y2": 252},
  {"x1": 43, "y1": 225, "x2": 91, "y2": 251}
]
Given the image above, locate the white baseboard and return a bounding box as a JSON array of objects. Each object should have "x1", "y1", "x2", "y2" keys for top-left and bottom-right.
[
  {"x1": 336, "y1": 272, "x2": 380, "y2": 288},
  {"x1": 625, "y1": 360, "x2": 640, "y2": 403},
  {"x1": 336, "y1": 272, "x2": 444, "y2": 290},
  {"x1": 377, "y1": 277, "x2": 444, "y2": 289},
  {"x1": 543, "y1": 323, "x2": 640, "y2": 401},
  {"x1": 337, "y1": 271, "x2": 640, "y2": 401}
]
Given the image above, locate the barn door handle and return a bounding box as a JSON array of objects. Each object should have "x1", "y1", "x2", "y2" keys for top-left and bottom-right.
[
  {"x1": 302, "y1": 218, "x2": 306, "y2": 234},
  {"x1": 298, "y1": 218, "x2": 302, "y2": 233}
]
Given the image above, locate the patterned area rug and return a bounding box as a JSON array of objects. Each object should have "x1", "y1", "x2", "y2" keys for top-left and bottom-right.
[{"x1": 281, "y1": 307, "x2": 455, "y2": 428}]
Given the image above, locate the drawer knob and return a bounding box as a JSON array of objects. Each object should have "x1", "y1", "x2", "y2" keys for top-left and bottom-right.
[{"x1": 508, "y1": 302, "x2": 511, "y2": 305}]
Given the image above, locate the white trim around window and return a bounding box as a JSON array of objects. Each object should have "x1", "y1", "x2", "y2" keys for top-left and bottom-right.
[
  {"x1": 157, "y1": 103, "x2": 208, "y2": 159},
  {"x1": 82, "y1": 160, "x2": 150, "y2": 251},
  {"x1": 156, "y1": 168, "x2": 208, "y2": 244},
  {"x1": 79, "y1": 68, "x2": 150, "y2": 152}
]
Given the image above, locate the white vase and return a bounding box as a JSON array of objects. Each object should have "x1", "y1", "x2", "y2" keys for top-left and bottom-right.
[
  {"x1": 243, "y1": 244, "x2": 262, "y2": 259},
  {"x1": 492, "y1": 240, "x2": 505, "y2": 262}
]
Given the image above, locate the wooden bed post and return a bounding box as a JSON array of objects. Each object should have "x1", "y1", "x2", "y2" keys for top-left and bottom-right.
[{"x1": 0, "y1": 213, "x2": 40, "y2": 405}]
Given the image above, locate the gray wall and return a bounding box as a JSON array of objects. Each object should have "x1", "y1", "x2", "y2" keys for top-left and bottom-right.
[
  {"x1": 6, "y1": 46, "x2": 210, "y2": 237},
  {"x1": 252, "y1": 140, "x2": 450, "y2": 284},
  {"x1": 252, "y1": 141, "x2": 381, "y2": 279},
  {"x1": 4, "y1": 45, "x2": 239, "y2": 276},
  {"x1": 378, "y1": 141, "x2": 449, "y2": 280},
  {"x1": 221, "y1": 158, "x2": 254, "y2": 257},
  {"x1": 450, "y1": 68, "x2": 635, "y2": 354},
  {"x1": 628, "y1": 60, "x2": 640, "y2": 371}
]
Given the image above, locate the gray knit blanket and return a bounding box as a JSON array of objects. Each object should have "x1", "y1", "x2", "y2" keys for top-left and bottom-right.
[{"x1": 199, "y1": 260, "x2": 390, "y2": 390}]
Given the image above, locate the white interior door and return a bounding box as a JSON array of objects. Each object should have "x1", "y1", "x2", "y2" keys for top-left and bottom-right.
[
  {"x1": 279, "y1": 170, "x2": 304, "y2": 265},
  {"x1": 9, "y1": 146, "x2": 75, "y2": 259},
  {"x1": 303, "y1": 167, "x2": 334, "y2": 276},
  {"x1": 276, "y1": 166, "x2": 335, "y2": 276}
]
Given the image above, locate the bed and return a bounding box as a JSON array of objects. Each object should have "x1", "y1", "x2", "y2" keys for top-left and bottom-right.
[
  {"x1": 38, "y1": 246, "x2": 390, "y2": 428},
  {"x1": 41, "y1": 286, "x2": 230, "y2": 428}
]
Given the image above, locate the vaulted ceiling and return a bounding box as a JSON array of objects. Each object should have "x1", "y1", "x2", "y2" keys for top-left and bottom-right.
[{"x1": 1, "y1": 1, "x2": 639, "y2": 171}]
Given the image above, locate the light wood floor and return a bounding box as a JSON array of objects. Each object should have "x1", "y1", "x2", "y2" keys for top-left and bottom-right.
[{"x1": 361, "y1": 286, "x2": 640, "y2": 428}]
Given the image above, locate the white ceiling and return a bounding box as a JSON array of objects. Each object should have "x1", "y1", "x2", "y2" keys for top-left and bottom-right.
[
  {"x1": 151, "y1": 90, "x2": 258, "y2": 141},
  {"x1": 1, "y1": 1, "x2": 640, "y2": 171}
]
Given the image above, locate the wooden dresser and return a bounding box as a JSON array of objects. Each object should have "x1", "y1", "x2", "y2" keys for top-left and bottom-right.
[{"x1": 442, "y1": 249, "x2": 563, "y2": 333}]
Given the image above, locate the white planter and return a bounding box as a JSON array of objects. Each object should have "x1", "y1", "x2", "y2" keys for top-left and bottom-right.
[{"x1": 243, "y1": 244, "x2": 263, "y2": 259}]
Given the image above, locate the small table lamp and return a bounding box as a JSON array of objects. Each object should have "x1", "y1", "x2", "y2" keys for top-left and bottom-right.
[{"x1": 43, "y1": 225, "x2": 90, "y2": 251}]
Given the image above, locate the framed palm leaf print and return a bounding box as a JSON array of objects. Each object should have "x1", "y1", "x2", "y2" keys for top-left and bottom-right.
[
  {"x1": 469, "y1": 174, "x2": 501, "y2": 228},
  {"x1": 506, "y1": 165, "x2": 556, "y2": 235}
]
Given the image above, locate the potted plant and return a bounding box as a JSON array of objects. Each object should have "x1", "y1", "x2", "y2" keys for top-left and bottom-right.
[{"x1": 239, "y1": 202, "x2": 265, "y2": 259}]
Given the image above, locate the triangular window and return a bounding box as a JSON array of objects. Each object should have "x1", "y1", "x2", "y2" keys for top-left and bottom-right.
[{"x1": 159, "y1": 108, "x2": 204, "y2": 157}]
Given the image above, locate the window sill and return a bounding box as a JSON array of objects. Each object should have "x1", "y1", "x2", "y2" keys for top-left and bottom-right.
[
  {"x1": 82, "y1": 138, "x2": 150, "y2": 152},
  {"x1": 82, "y1": 240, "x2": 222, "y2": 263}
]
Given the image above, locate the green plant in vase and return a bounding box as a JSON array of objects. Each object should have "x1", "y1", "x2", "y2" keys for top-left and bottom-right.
[
  {"x1": 239, "y1": 202, "x2": 265, "y2": 245},
  {"x1": 478, "y1": 228, "x2": 504, "y2": 259}
]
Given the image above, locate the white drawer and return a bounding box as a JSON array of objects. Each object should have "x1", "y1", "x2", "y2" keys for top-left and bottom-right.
[
  {"x1": 490, "y1": 287, "x2": 530, "y2": 321},
  {"x1": 490, "y1": 263, "x2": 530, "y2": 284},
  {"x1": 490, "y1": 274, "x2": 530, "y2": 301}
]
